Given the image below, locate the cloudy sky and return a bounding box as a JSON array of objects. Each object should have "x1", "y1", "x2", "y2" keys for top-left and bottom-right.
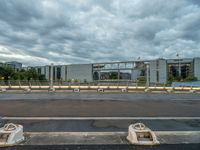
[{"x1": 0, "y1": 0, "x2": 200, "y2": 66}]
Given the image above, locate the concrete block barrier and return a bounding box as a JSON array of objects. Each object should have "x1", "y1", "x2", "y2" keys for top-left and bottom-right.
[
  {"x1": 74, "y1": 88, "x2": 80, "y2": 92},
  {"x1": 98, "y1": 88, "x2": 104, "y2": 92},
  {"x1": 121, "y1": 88, "x2": 127, "y2": 92},
  {"x1": 24, "y1": 88, "x2": 31, "y2": 93}
]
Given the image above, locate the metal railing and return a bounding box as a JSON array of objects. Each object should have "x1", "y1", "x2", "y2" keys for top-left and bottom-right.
[
  {"x1": 0, "y1": 80, "x2": 199, "y2": 88},
  {"x1": 0, "y1": 80, "x2": 141, "y2": 87}
]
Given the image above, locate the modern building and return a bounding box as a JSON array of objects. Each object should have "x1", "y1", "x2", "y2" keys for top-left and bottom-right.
[
  {"x1": 5, "y1": 61, "x2": 22, "y2": 72},
  {"x1": 149, "y1": 58, "x2": 200, "y2": 83},
  {"x1": 30, "y1": 57, "x2": 200, "y2": 83}
]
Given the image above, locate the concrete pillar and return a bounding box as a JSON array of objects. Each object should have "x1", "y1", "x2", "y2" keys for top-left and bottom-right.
[
  {"x1": 61, "y1": 65, "x2": 66, "y2": 81},
  {"x1": 149, "y1": 61, "x2": 157, "y2": 83},
  {"x1": 118, "y1": 63, "x2": 120, "y2": 80},
  {"x1": 41, "y1": 66, "x2": 45, "y2": 75},
  {"x1": 158, "y1": 59, "x2": 167, "y2": 83},
  {"x1": 50, "y1": 63, "x2": 53, "y2": 87},
  {"x1": 146, "y1": 65, "x2": 149, "y2": 87},
  {"x1": 54, "y1": 66, "x2": 57, "y2": 80},
  {"x1": 194, "y1": 58, "x2": 200, "y2": 80},
  {"x1": 45, "y1": 66, "x2": 50, "y2": 80}
]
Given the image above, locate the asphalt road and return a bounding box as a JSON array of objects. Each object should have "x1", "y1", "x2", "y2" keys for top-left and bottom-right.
[
  {"x1": 0, "y1": 93, "x2": 200, "y2": 101},
  {"x1": 0, "y1": 93, "x2": 200, "y2": 132},
  {"x1": 1, "y1": 119, "x2": 200, "y2": 132},
  {"x1": 0, "y1": 93, "x2": 200, "y2": 117},
  {"x1": 0, "y1": 93, "x2": 200, "y2": 149}
]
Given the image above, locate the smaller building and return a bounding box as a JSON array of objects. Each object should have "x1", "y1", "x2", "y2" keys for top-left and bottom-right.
[{"x1": 5, "y1": 61, "x2": 22, "y2": 72}]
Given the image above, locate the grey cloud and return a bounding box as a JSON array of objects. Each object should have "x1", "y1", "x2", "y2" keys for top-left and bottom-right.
[{"x1": 0, "y1": 0, "x2": 200, "y2": 66}]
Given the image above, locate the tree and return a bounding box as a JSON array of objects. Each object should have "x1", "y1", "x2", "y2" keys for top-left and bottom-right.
[
  {"x1": 0, "y1": 66, "x2": 15, "y2": 80},
  {"x1": 38, "y1": 74, "x2": 46, "y2": 81},
  {"x1": 25, "y1": 68, "x2": 39, "y2": 81},
  {"x1": 109, "y1": 72, "x2": 118, "y2": 79},
  {"x1": 0, "y1": 66, "x2": 46, "y2": 81},
  {"x1": 184, "y1": 75, "x2": 198, "y2": 82}
]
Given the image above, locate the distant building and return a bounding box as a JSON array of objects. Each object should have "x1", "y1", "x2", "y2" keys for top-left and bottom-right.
[
  {"x1": 26, "y1": 57, "x2": 200, "y2": 83},
  {"x1": 5, "y1": 61, "x2": 22, "y2": 72},
  {"x1": 149, "y1": 58, "x2": 200, "y2": 83},
  {"x1": 0, "y1": 62, "x2": 4, "y2": 67}
]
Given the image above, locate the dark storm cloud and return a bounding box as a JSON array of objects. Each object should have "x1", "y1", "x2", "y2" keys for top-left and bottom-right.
[{"x1": 0, "y1": 0, "x2": 200, "y2": 66}]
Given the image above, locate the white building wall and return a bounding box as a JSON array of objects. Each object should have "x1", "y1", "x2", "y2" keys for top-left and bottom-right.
[
  {"x1": 67, "y1": 64, "x2": 93, "y2": 82},
  {"x1": 45, "y1": 66, "x2": 50, "y2": 80},
  {"x1": 158, "y1": 59, "x2": 167, "y2": 83},
  {"x1": 194, "y1": 58, "x2": 200, "y2": 80},
  {"x1": 61, "y1": 65, "x2": 66, "y2": 81},
  {"x1": 131, "y1": 69, "x2": 141, "y2": 81},
  {"x1": 54, "y1": 66, "x2": 57, "y2": 80},
  {"x1": 41, "y1": 67, "x2": 45, "y2": 75}
]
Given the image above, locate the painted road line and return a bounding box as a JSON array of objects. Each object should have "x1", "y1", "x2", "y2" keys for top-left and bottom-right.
[{"x1": 2, "y1": 117, "x2": 200, "y2": 120}]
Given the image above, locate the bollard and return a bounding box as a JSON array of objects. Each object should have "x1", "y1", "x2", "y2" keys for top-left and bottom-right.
[
  {"x1": 24, "y1": 88, "x2": 31, "y2": 93},
  {"x1": 167, "y1": 89, "x2": 173, "y2": 93},
  {"x1": 49, "y1": 88, "x2": 56, "y2": 92},
  {"x1": 121, "y1": 88, "x2": 127, "y2": 92},
  {"x1": 127, "y1": 123, "x2": 159, "y2": 145},
  {"x1": 0, "y1": 123, "x2": 25, "y2": 147},
  {"x1": 98, "y1": 88, "x2": 104, "y2": 92},
  {"x1": 189, "y1": 90, "x2": 196, "y2": 93},
  {"x1": 74, "y1": 88, "x2": 80, "y2": 92},
  {"x1": 0, "y1": 88, "x2": 6, "y2": 92},
  {"x1": 144, "y1": 88, "x2": 150, "y2": 93}
]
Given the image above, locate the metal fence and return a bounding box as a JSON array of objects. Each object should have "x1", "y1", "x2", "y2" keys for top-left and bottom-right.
[
  {"x1": 0, "y1": 80, "x2": 146, "y2": 87},
  {"x1": 1, "y1": 80, "x2": 199, "y2": 88}
]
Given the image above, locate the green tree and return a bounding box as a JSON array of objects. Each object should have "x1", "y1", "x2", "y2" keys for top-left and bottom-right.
[
  {"x1": 137, "y1": 76, "x2": 146, "y2": 86},
  {"x1": 38, "y1": 74, "x2": 46, "y2": 81},
  {"x1": 0, "y1": 66, "x2": 15, "y2": 80},
  {"x1": 25, "y1": 68, "x2": 39, "y2": 80},
  {"x1": 109, "y1": 72, "x2": 118, "y2": 79},
  {"x1": 184, "y1": 75, "x2": 198, "y2": 82}
]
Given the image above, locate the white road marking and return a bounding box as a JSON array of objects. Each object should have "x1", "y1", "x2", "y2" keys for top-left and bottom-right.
[{"x1": 2, "y1": 117, "x2": 200, "y2": 120}]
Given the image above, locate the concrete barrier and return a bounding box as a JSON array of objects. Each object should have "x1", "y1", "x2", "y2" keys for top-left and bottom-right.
[
  {"x1": 144, "y1": 88, "x2": 151, "y2": 93},
  {"x1": 98, "y1": 89, "x2": 104, "y2": 92},
  {"x1": 189, "y1": 90, "x2": 196, "y2": 93},
  {"x1": 0, "y1": 88, "x2": 6, "y2": 92},
  {"x1": 74, "y1": 88, "x2": 80, "y2": 92},
  {"x1": 121, "y1": 88, "x2": 127, "y2": 92},
  {"x1": 49, "y1": 88, "x2": 56, "y2": 92},
  {"x1": 24, "y1": 88, "x2": 31, "y2": 92}
]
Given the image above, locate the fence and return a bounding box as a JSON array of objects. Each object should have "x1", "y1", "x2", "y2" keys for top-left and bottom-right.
[{"x1": 0, "y1": 80, "x2": 179, "y2": 87}]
